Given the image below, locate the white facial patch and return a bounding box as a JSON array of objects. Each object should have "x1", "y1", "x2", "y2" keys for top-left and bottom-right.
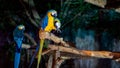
[
  {"x1": 55, "y1": 22, "x2": 61, "y2": 29},
  {"x1": 51, "y1": 11, "x2": 57, "y2": 16}
]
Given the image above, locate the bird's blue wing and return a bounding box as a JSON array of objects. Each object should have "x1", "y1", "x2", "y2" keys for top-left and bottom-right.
[
  {"x1": 41, "y1": 16, "x2": 48, "y2": 30},
  {"x1": 13, "y1": 25, "x2": 24, "y2": 68},
  {"x1": 14, "y1": 37, "x2": 22, "y2": 68}
]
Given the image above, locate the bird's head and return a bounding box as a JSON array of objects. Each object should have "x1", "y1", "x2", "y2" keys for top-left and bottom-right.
[
  {"x1": 18, "y1": 25, "x2": 25, "y2": 30},
  {"x1": 54, "y1": 18, "x2": 61, "y2": 32},
  {"x1": 13, "y1": 25, "x2": 25, "y2": 41},
  {"x1": 47, "y1": 9, "x2": 57, "y2": 17}
]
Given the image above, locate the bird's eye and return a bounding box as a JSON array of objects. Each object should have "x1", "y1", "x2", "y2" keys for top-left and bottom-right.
[
  {"x1": 51, "y1": 11, "x2": 57, "y2": 17},
  {"x1": 55, "y1": 22, "x2": 61, "y2": 29},
  {"x1": 51, "y1": 12, "x2": 54, "y2": 15}
]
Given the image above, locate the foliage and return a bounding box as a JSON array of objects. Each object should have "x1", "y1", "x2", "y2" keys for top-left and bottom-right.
[
  {"x1": 60, "y1": 0, "x2": 98, "y2": 29},
  {"x1": 59, "y1": 0, "x2": 120, "y2": 39}
]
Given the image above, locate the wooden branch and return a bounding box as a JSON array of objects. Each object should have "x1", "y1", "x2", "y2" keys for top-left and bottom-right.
[
  {"x1": 53, "y1": 51, "x2": 61, "y2": 68},
  {"x1": 84, "y1": 0, "x2": 120, "y2": 12},
  {"x1": 47, "y1": 55, "x2": 53, "y2": 68},
  {"x1": 42, "y1": 49, "x2": 52, "y2": 55},
  {"x1": 115, "y1": 8, "x2": 120, "y2": 13},
  {"x1": 25, "y1": 31, "x2": 120, "y2": 66},
  {"x1": 56, "y1": 59, "x2": 64, "y2": 68},
  {"x1": 38, "y1": 31, "x2": 120, "y2": 62},
  {"x1": 60, "y1": 52, "x2": 94, "y2": 60},
  {"x1": 84, "y1": 0, "x2": 107, "y2": 8},
  {"x1": 47, "y1": 45, "x2": 120, "y2": 61},
  {"x1": 39, "y1": 30, "x2": 69, "y2": 47},
  {"x1": 23, "y1": 43, "x2": 120, "y2": 62},
  {"x1": 115, "y1": 58, "x2": 120, "y2": 62},
  {"x1": 22, "y1": 43, "x2": 31, "y2": 49}
]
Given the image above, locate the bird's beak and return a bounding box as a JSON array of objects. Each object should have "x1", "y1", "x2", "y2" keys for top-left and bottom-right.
[
  {"x1": 51, "y1": 13, "x2": 57, "y2": 17},
  {"x1": 54, "y1": 14, "x2": 57, "y2": 17},
  {"x1": 56, "y1": 28, "x2": 61, "y2": 33}
]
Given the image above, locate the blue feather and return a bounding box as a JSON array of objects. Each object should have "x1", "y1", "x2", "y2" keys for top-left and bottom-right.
[
  {"x1": 13, "y1": 25, "x2": 25, "y2": 68},
  {"x1": 14, "y1": 38, "x2": 23, "y2": 68},
  {"x1": 41, "y1": 16, "x2": 48, "y2": 30},
  {"x1": 14, "y1": 52, "x2": 21, "y2": 68}
]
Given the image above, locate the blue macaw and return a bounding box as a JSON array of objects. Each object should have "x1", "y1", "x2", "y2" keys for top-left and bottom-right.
[{"x1": 13, "y1": 25, "x2": 25, "y2": 68}]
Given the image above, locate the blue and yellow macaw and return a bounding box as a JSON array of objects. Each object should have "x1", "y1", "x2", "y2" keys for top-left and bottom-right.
[
  {"x1": 13, "y1": 25, "x2": 25, "y2": 68},
  {"x1": 37, "y1": 9, "x2": 62, "y2": 68},
  {"x1": 54, "y1": 18, "x2": 61, "y2": 32},
  {"x1": 29, "y1": 17, "x2": 61, "y2": 68}
]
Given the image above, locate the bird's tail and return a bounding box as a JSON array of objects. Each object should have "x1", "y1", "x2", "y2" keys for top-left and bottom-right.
[
  {"x1": 29, "y1": 45, "x2": 39, "y2": 68},
  {"x1": 14, "y1": 52, "x2": 20, "y2": 68},
  {"x1": 37, "y1": 39, "x2": 44, "y2": 68}
]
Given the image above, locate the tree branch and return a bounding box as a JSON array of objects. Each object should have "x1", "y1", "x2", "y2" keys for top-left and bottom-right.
[
  {"x1": 47, "y1": 44, "x2": 120, "y2": 61},
  {"x1": 84, "y1": 0, "x2": 107, "y2": 8},
  {"x1": 38, "y1": 31, "x2": 120, "y2": 62},
  {"x1": 22, "y1": 43, "x2": 31, "y2": 49},
  {"x1": 27, "y1": 31, "x2": 120, "y2": 65},
  {"x1": 47, "y1": 55, "x2": 53, "y2": 68},
  {"x1": 39, "y1": 30, "x2": 69, "y2": 47}
]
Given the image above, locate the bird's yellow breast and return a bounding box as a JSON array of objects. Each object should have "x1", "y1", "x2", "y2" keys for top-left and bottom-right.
[{"x1": 44, "y1": 16, "x2": 56, "y2": 32}]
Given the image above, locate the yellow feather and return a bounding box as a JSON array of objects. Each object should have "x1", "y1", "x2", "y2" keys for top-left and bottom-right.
[
  {"x1": 44, "y1": 14, "x2": 56, "y2": 32},
  {"x1": 36, "y1": 11, "x2": 56, "y2": 68},
  {"x1": 37, "y1": 39, "x2": 44, "y2": 68}
]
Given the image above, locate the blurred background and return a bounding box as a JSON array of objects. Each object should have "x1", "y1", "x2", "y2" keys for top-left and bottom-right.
[{"x1": 0, "y1": 0, "x2": 120, "y2": 68}]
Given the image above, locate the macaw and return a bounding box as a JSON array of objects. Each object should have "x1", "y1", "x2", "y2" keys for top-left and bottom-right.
[
  {"x1": 54, "y1": 18, "x2": 61, "y2": 32},
  {"x1": 29, "y1": 17, "x2": 61, "y2": 68},
  {"x1": 37, "y1": 9, "x2": 59, "y2": 68},
  {"x1": 13, "y1": 25, "x2": 25, "y2": 68}
]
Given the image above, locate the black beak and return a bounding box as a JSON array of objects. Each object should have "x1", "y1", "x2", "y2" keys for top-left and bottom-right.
[
  {"x1": 56, "y1": 28, "x2": 61, "y2": 33},
  {"x1": 54, "y1": 14, "x2": 57, "y2": 17}
]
